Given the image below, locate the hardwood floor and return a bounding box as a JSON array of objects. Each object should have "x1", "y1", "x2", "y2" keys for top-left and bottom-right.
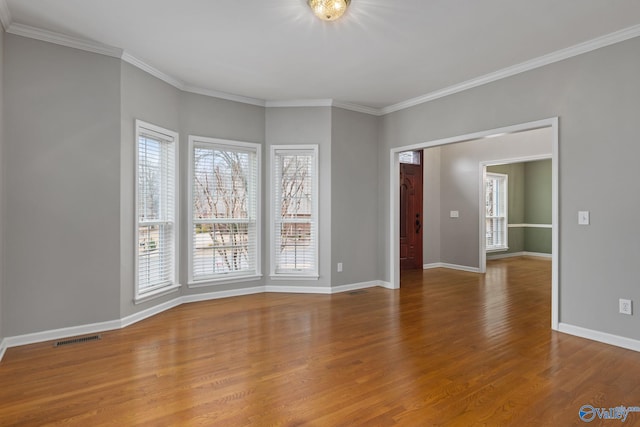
[{"x1": 1, "y1": 257, "x2": 639, "y2": 426}]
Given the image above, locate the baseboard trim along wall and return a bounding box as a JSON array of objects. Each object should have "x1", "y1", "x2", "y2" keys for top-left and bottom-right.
[
  {"x1": 0, "y1": 280, "x2": 391, "y2": 362},
  {"x1": 558, "y1": 323, "x2": 640, "y2": 353},
  {"x1": 486, "y1": 251, "x2": 552, "y2": 260},
  {"x1": 423, "y1": 263, "x2": 482, "y2": 273},
  {"x1": 0, "y1": 339, "x2": 7, "y2": 362}
]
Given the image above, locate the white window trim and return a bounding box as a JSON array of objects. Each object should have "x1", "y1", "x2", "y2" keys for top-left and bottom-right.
[
  {"x1": 134, "y1": 120, "x2": 180, "y2": 302},
  {"x1": 187, "y1": 135, "x2": 262, "y2": 287},
  {"x1": 270, "y1": 145, "x2": 319, "y2": 279},
  {"x1": 485, "y1": 172, "x2": 508, "y2": 252}
]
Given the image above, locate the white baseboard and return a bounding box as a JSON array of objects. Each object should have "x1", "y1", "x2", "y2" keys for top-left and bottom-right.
[
  {"x1": 4, "y1": 318, "x2": 122, "y2": 349},
  {"x1": 182, "y1": 286, "x2": 265, "y2": 304},
  {"x1": 266, "y1": 285, "x2": 332, "y2": 294},
  {"x1": 331, "y1": 280, "x2": 384, "y2": 293},
  {"x1": 423, "y1": 263, "x2": 444, "y2": 269},
  {"x1": 424, "y1": 263, "x2": 481, "y2": 273},
  {"x1": 523, "y1": 251, "x2": 552, "y2": 259},
  {"x1": 0, "y1": 279, "x2": 396, "y2": 362},
  {"x1": 487, "y1": 251, "x2": 552, "y2": 260},
  {"x1": 439, "y1": 263, "x2": 482, "y2": 273},
  {"x1": 558, "y1": 323, "x2": 640, "y2": 353},
  {"x1": 120, "y1": 297, "x2": 184, "y2": 329},
  {"x1": 376, "y1": 280, "x2": 395, "y2": 290},
  {"x1": 0, "y1": 338, "x2": 7, "y2": 361}
]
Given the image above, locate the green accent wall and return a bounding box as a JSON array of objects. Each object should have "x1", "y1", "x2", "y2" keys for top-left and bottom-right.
[
  {"x1": 524, "y1": 159, "x2": 552, "y2": 224},
  {"x1": 487, "y1": 159, "x2": 552, "y2": 254}
]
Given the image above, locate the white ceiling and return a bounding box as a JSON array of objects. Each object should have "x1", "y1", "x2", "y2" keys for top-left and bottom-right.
[{"x1": 4, "y1": 0, "x2": 640, "y2": 112}]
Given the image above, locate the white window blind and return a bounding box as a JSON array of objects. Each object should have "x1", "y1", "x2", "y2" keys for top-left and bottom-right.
[
  {"x1": 272, "y1": 146, "x2": 318, "y2": 277},
  {"x1": 190, "y1": 137, "x2": 260, "y2": 282},
  {"x1": 136, "y1": 120, "x2": 178, "y2": 297},
  {"x1": 485, "y1": 172, "x2": 508, "y2": 251}
]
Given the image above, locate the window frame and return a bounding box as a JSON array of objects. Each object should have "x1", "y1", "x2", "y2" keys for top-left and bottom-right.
[
  {"x1": 134, "y1": 120, "x2": 180, "y2": 302},
  {"x1": 270, "y1": 145, "x2": 319, "y2": 280},
  {"x1": 485, "y1": 172, "x2": 509, "y2": 252},
  {"x1": 188, "y1": 135, "x2": 262, "y2": 286}
]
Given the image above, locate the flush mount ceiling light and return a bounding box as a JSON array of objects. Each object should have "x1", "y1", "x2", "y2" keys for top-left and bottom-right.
[{"x1": 308, "y1": 0, "x2": 351, "y2": 21}]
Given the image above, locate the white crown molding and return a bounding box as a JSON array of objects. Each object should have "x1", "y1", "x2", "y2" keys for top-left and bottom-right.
[
  {"x1": 184, "y1": 84, "x2": 266, "y2": 107},
  {"x1": 0, "y1": 0, "x2": 11, "y2": 31},
  {"x1": 121, "y1": 51, "x2": 185, "y2": 90},
  {"x1": 7, "y1": 22, "x2": 122, "y2": 58},
  {"x1": 265, "y1": 99, "x2": 383, "y2": 116},
  {"x1": 332, "y1": 101, "x2": 382, "y2": 116},
  {"x1": 266, "y1": 99, "x2": 334, "y2": 108},
  {"x1": 382, "y1": 24, "x2": 640, "y2": 115}
]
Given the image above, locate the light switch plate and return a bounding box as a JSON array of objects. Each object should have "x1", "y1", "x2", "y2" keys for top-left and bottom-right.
[
  {"x1": 578, "y1": 211, "x2": 590, "y2": 225},
  {"x1": 450, "y1": 210, "x2": 459, "y2": 218}
]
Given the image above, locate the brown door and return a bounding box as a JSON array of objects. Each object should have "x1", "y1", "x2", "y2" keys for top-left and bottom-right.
[{"x1": 400, "y1": 151, "x2": 423, "y2": 270}]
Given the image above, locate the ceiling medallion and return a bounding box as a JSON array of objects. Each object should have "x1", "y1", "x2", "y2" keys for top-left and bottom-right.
[{"x1": 308, "y1": 0, "x2": 351, "y2": 21}]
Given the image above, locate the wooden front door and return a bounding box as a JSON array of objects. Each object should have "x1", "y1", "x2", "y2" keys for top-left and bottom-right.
[{"x1": 400, "y1": 152, "x2": 423, "y2": 270}]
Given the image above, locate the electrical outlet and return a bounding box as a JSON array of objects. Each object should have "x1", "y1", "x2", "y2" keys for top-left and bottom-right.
[
  {"x1": 337, "y1": 262, "x2": 343, "y2": 273},
  {"x1": 619, "y1": 299, "x2": 633, "y2": 315},
  {"x1": 578, "y1": 211, "x2": 590, "y2": 225}
]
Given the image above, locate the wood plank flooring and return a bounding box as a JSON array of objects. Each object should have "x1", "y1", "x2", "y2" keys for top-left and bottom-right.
[{"x1": 1, "y1": 257, "x2": 639, "y2": 426}]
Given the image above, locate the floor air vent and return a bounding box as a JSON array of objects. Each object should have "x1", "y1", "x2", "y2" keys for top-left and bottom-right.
[{"x1": 54, "y1": 334, "x2": 101, "y2": 347}]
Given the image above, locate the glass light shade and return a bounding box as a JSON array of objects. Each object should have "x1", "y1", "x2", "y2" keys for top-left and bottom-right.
[{"x1": 308, "y1": 0, "x2": 351, "y2": 21}]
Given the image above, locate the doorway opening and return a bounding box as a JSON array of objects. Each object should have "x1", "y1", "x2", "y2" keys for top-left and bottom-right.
[
  {"x1": 399, "y1": 150, "x2": 423, "y2": 270},
  {"x1": 481, "y1": 157, "x2": 553, "y2": 270},
  {"x1": 389, "y1": 118, "x2": 559, "y2": 330}
]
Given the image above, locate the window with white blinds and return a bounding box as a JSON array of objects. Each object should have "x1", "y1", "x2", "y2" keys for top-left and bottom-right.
[
  {"x1": 271, "y1": 145, "x2": 318, "y2": 278},
  {"x1": 485, "y1": 172, "x2": 508, "y2": 251},
  {"x1": 135, "y1": 120, "x2": 178, "y2": 299},
  {"x1": 189, "y1": 136, "x2": 261, "y2": 283}
]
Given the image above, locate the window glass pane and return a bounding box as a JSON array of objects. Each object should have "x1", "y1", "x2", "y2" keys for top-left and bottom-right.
[
  {"x1": 190, "y1": 139, "x2": 259, "y2": 282},
  {"x1": 138, "y1": 136, "x2": 162, "y2": 222},
  {"x1": 399, "y1": 151, "x2": 421, "y2": 165},
  {"x1": 135, "y1": 121, "x2": 177, "y2": 297},
  {"x1": 138, "y1": 224, "x2": 174, "y2": 290},
  {"x1": 273, "y1": 147, "x2": 318, "y2": 276},
  {"x1": 485, "y1": 173, "x2": 507, "y2": 250},
  {"x1": 193, "y1": 148, "x2": 252, "y2": 220},
  {"x1": 193, "y1": 222, "x2": 251, "y2": 276},
  {"x1": 278, "y1": 222, "x2": 313, "y2": 271}
]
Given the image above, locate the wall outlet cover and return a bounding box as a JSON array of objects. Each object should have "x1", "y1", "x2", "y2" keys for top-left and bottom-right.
[
  {"x1": 619, "y1": 299, "x2": 632, "y2": 315},
  {"x1": 578, "y1": 211, "x2": 590, "y2": 225}
]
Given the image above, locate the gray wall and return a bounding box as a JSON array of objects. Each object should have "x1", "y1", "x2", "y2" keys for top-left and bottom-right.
[
  {"x1": 265, "y1": 107, "x2": 332, "y2": 287},
  {"x1": 423, "y1": 147, "x2": 441, "y2": 265},
  {"x1": 331, "y1": 107, "x2": 379, "y2": 286},
  {"x1": 4, "y1": 35, "x2": 121, "y2": 335},
  {"x1": 523, "y1": 159, "x2": 552, "y2": 254},
  {"x1": 438, "y1": 129, "x2": 551, "y2": 267},
  {"x1": 380, "y1": 36, "x2": 640, "y2": 339},
  {"x1": 119, "y1": 62, "x2": 181, "y2": 317}
]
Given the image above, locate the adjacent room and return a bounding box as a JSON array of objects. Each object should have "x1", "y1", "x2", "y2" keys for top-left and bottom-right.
[{"x1": 1, "y1": 1, "x2": 639, "y2": 425}]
